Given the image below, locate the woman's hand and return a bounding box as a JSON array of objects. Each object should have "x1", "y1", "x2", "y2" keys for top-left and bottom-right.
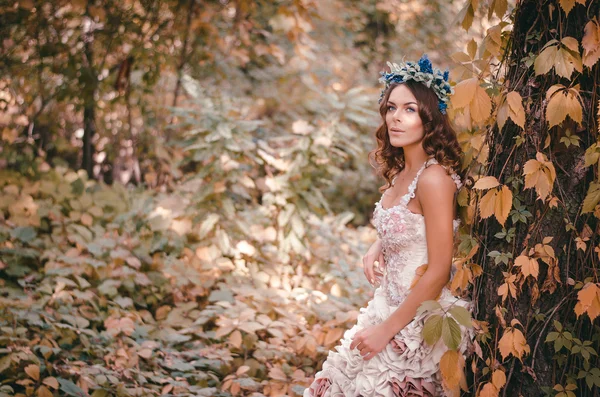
[
  {"x1": 349, "y1": 323, "x2": 394, "y2": 361},
  {"x1": 362, "y1": 239, "x2": 385, "y2": 286}
]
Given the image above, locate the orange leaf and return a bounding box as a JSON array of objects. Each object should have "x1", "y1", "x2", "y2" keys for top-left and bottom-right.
[
  {"x1": 25, "y1": 364, "x2": 40, "y2": 381},
  {"x1": 473, "y1": 176, "x2": 500, "y2": 190},
  {"x1": 324, "y1": 327, "x2": 345, "y2": 346},
  {"x1": 440, "y1": 350, "x2": 462, "y2": 389},
  {"x1": 479, "y1": 383, "x2": 499, "y2": 397},
  {"x1": 492, "y1": 369, "x2": 507, "y2": 389},
  {"x1": 582, "y1": 19, "x2": 600, "y2": 67},
  {"x1": 575, "y1": 283, "x2": 600, "y2": 321},
  {"x1": 494, "y1": 185, "x2": 512, "y2": 226},
  {"x1": 479, "y1": 189, "x2": 497, "y2": 219},
  {"x1": 37, "y1": 386, "x2": 53, "y2": 397}
]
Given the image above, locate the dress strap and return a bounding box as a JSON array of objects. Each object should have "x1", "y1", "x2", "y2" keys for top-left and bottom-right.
[
  {"x1": 401, "y1": 158, "x2": 462, "y2": 205},
  {"x1": 425, "y1": 158, "x2": 463, "y2": 190},
  {"x1": 400, "y1": 159, "x2": 431, "y2": 204}
]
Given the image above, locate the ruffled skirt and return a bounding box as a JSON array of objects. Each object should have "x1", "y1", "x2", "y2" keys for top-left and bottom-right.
[{"x1": 303, "y1": 287, "x2": 472, "y2": 397}]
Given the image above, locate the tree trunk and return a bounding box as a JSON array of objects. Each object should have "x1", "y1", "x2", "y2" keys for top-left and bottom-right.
[
  {"x1": 81, "y1": 14, "x2": 98, "y2": 179},
  {"x1": 474, "y1": 1, "x2": 599, "y2": 396}
]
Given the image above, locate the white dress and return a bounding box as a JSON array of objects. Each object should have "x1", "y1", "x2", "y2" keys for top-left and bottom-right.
[{"x1": 304, "y1": 158, "x2": 473, "y2": 397}]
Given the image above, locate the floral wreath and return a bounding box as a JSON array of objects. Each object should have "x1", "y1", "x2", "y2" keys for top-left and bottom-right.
[{"x1": 378, "y1": 54, "x2": 453, "y2": 114}]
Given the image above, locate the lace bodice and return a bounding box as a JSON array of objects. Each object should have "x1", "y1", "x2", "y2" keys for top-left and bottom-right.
[{"x1": 373, "y1": 157, "x2": 462, "y2": 306}]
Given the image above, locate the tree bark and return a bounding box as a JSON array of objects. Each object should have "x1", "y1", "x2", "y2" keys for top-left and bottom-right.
[
  {"x1": 82, "y1": 13, "x2": 98, "y2": 179},
  {"x1": 474, "y1": 1, "x2": 599, "y2": 395}
]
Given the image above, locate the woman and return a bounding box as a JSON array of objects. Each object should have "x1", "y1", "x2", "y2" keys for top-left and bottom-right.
[{"x1": 304, "y1": 55, "x2": 472, "y2": 397}]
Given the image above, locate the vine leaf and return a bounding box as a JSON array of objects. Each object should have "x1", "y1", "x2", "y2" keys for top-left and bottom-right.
[
  {"x1": 534, "y1": 38, "x2": 582, "y2": 79},
  {"x1": 523, "y1": 152, "x2": 556, "y2": 201},
  {"x1": 558, "y1": 0, "x2": 587, "y2": 16},
  {"x1": 492, "y1": 369, "x2": 507, "y2": 389},
  {"x1": 582, "y1": 182, "x2": 600, "y2": 213},
  {"x1": 473, "y1": 176, "x2": 500, "y2": 190},
  {"x1": 514, "y1": 255, "x2": 539, "y2": 279},
  {"x1": 479, "y1": 383, "x2": 499, "y2": 397},
  {"x1": 498, "y1": 327, "x2": 530, "y2": 361},
  {"x1": 439, "y1": 350, "x2": 466, "y2": 394},
  {"x1": 574, "y1": 282, "x2": 600, "y2": 321},
  {"x1": 451, "y1": 77, "x2": 492, "y2": 125},
  {"x1": 546, "y1": 84, "x2": 583, "y2": 127},
  {"x1": 478, "y1": 185, "x2": 512, "y2": 225},
  {"x1": 497, "y1": 272, "x2": 517, "y2": 302},
  {"x1": 582, "y1": 18, "x2": 600, "y2": 68}
]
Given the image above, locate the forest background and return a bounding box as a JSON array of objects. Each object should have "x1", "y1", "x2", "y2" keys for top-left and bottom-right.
[{"x1": 1, "y1": 0, "x2": 599, "y2": 396}]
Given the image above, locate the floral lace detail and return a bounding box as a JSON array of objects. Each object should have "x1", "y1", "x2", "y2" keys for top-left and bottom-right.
[{"x1": 373, "y1": 157, "x2": 462, "y2": 307}]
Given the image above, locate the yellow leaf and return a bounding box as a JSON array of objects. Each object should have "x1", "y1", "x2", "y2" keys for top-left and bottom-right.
[
  {"x1": 473, "y1": 176, "x2": 500, "y2": 190},
  {"x1": 498, "y1": 329, "x2": 514, "y2": 360},
  {"x1": 561, "y1": 36, "x2": 580, "y2": 53},
  {"x1": 554, "y1": 46, "x2": 581, "y2": 79},
  {"x1": 535, "y1": 44, "x2": 558, "y2": 75},
  {"x1": 546, "y1": 86, "x2": 570, "y2": 127},
  {"x1": 523, "y1": 153, "x2": 556, "y2": 201},
  {"x1": 471, "y1": 86, "x2": 492, "y2": 123},
  {"x1": 479, "y1": 383, "x2": 499, "y2": 397},
  {"x1": 452, "y1": 77, "x2": 479, "y2": 109},
  {"x1": 515, "y1": 255, "x2": 539, "y2": 279},
  {"x1": 494, "y1": 185, "x2": 512, "y2": 226},
  {"x1": 512, "y1": 328, "x2": 530, "y2": 360},
  {"x1": 492, "y1": 0, "x2": 508, "y2": 19},
  {"x1": 558, "y1": 0, "x2": 586, "y2": 15},
  {"x1": 506, "y1": 91, "x2": 525, "y2": 128},
  {"x1": 582, "y1": 182, "x2": 600, "y2": 213},
  {"x1": 492, "y1": 369, "x2": 507, "y2": 389},
  {"x1": 479, "y1": 189, "x2": 497, "y2": 219},
  {"x1": 582, "y1": 19, "x2": 600, "y2": 67},
  {"x1": 25, "y1": 364, "x2": 39, "y2": 381},
  {"x1": 457, "y1": 1, "x2": 475, "y2": 31},
  {"x1": 440, "y1": 350, "x2": 462, "y2": 389},
  {"x1": 467, "y1": 39, "x2": 478, "y2": 59},
  {"x1": 497, "y1": 100, "x2": 509, "y2": 130},
  {"x1": 498, "y1": 328, "x2": 530, "y2": 361}
]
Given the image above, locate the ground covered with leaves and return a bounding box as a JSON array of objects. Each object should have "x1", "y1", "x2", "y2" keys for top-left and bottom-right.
[{"x1": 0, "y1": 167, "x2": 377, "y2": 397}]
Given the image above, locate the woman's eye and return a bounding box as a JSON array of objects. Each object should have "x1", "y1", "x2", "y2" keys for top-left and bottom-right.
[
  {"x1": 387, "y1": 105, "x2": 396, "y2": 112},
  {"x1": 406, "y1": 107, "x2": 416, "y2": 113}
]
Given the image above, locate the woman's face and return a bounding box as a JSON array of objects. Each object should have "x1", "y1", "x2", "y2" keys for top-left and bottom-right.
[{"x1": 385, "y1": 84, "x2": 425, "y2": 149}]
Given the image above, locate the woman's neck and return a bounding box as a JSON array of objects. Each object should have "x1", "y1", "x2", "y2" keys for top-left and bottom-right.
[{"x1": 402, "y1": 145, "x2": 430, "y2": 172}]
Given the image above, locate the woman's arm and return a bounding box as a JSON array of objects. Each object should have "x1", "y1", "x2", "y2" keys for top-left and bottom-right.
[
  {"x1": 363, "y1": 238, "x2": 385, "y2": 285},
  {"x1": 381, "y1": 164, "x2": 457, "y2": 337}
]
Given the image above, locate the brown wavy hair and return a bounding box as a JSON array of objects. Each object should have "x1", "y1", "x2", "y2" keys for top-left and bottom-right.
[{"x1": 369, "y1": 80, "x2": 463, "y2": 192}]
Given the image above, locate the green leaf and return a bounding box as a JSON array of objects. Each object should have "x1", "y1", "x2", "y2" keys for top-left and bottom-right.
[
  {"x1": 58, "y1": 378, "x2": 88, "y2": 397},
  {"x1": 442, "y1": 317, "x2": 462, "y2": 350},
  {"x1": 417, "y1": 300, "x2": 443, "y2": 316},
  {"x1": 10, "y1": 226, "x2": 37, "y2": 243},
  {"x1": 449, "y1": 306, "x2": 473, "y2": 328},
  {"x1": 422, "y1": 315, "x2": 443, "y2": 346}
]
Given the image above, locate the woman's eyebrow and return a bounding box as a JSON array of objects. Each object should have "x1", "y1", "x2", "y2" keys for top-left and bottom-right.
[{"x1": 387, "y1": 100, "x2": 417, "y2": 106}]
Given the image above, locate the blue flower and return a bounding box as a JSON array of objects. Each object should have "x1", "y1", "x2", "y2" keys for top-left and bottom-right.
[
  {"x1": 443, "y1": 69, "x2": 450, "y2": 82},
  {"x1": 438, "y1": 102, "x2": 447, "y2": 114},
  {"x1": 418, "y1": 55, "x2": 433, "y2": 74}
]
